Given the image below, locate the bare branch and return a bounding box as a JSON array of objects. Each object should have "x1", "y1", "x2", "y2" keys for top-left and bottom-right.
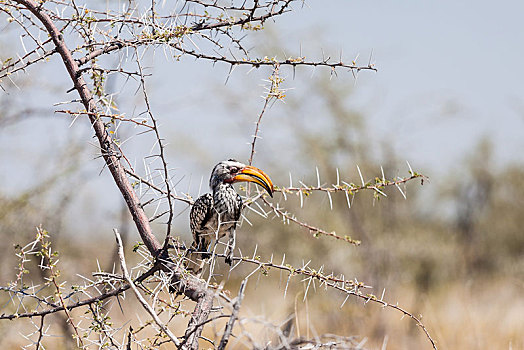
[
  {"x1": 249, "y1": 64, "x2": 283, "y2": 165},
  {"x1": 262, "y1": 197, "x2": 361, "y2": 245},
  {"x1": 218, "y1": 278, "x2": 248, "y2": 350},
  {"x1": 12, "y1": 0, "x2": 162, "y2": 256},
  {"x1": 114, "y1": 229, "x2": 180, "y2": 346},
  {"x1": 277, "y1": 173, "x2": 426, "y2": 196}
]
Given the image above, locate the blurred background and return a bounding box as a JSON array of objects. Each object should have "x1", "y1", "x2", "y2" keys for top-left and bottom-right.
[{"x1": 1, "y1": 0, "x2": 523, "y2": 349}]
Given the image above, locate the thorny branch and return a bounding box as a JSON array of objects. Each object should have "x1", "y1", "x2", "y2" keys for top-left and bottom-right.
[
  {"x1": 218, "y1": 278, "x2": 247, "y2": 350},
  {"x1": 0, "y1": 264, "x2": 158, "y2": 320},
  {"x1": 1, "y1": 229, "x2": 437, "y2": 349},
  {"x1": 124, "y1": 155, "x2": 423, "y2": 247},
  {"x1": 9, "y1": 0, "x2": 162, "y2": 256},
  {"x1": 55, "y1": 110, "x2": 156, "y2": 129},
  {"x1": 35, "y1": 315, "x2": 45, "y2": 350},
  {"x1": 4, "y1": 2, "x2": 216, "y2": 348},
  {"x1": 249, "y1": 64, "x2": 284, "y2": 166},
  {"x1": 277, "y1": 173, "x2": 426, "y2": 197},
  {"x1": 50, "y1": 272, "x2": 84, "y2": 347},
  {"x1": 212, "y1": 252, "x2": 437, "y2": 349},
  {"x1": 263, "y1": 196, "x2": 361, "y2": 245},
  {"x1": 135, "y1": 57, "x2": 175, "y2": 249},
  {"x1": 0, "y1": 0, "x2": 438, "y2": 349},
  {"x1": 1, "y1": 0, "x2": 375, "y2": 90},
  {"x1": 114, "y1": 229, "x2": 180, "y2": 346}
]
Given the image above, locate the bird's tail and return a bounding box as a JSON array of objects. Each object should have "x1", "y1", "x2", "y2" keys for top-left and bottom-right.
[{"x1": 184, "y1": 243, "x2": 210, "y2": 275}]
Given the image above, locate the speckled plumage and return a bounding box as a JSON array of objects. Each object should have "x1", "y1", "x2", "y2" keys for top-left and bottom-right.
[
  {"x1": 186, "y1": 161, "x2": 245, "y2": 273},
  {"x1": 185, "y1": 159, "x2": 273, "y2": 274},
  {"x1": 189, "y1": 185, "x2": 242, "y2": 256}
]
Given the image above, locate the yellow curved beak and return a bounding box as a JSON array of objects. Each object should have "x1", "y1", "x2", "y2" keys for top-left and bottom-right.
[{"x1": 233, "y1": 165, "x2": 274, "y2": 197}]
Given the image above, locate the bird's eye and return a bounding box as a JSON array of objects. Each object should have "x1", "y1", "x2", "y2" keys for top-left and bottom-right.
[{"x1": 230, "y1": 167, "x2": 239, "y2": 174}]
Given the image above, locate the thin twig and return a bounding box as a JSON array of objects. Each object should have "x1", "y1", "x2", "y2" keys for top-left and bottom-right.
[
  {"x1": 35, "y1": 315, "x2": 45, "y2": 350},
  {"x1": 12, "y1": 0, "x2": 163, "y2": 256},
  {"x1": 277, "y1": 174, "x2": 426, "y2": 195},
  {"x1": 249, "y1": 64, "x2": 281, "y2": 165},
  {"x1": 262, "y1": 197, "x2": 361, "y2": 245},
  {"x1": 0, "y1": 266, "x2": 157, "y2": 320},
  {"x1": 114, "y1": 229, "x2": 180, "y2": 346},
  {"x1": 135, "y1": 57, "x2": 175, "y2": 249},
  {"x1": 218, "y1": 279, "x2": 248, "y2": 349}
]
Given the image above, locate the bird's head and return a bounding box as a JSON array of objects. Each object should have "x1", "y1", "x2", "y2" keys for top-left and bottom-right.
[{"x1": 210, "y1": 159, "x2": 274, "y2": 197}]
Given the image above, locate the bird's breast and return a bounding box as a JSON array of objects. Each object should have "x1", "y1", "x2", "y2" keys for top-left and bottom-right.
[
  {"x1": 192, "y1": 185, "x2": 243, "y2": 240},
  {"x1": 214, "y1": 185, "x2": 242, "y2": 214}
]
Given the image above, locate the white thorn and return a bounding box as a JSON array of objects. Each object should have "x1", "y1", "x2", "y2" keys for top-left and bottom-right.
[
  {"x1": 395, "y1": 182, "x2": 407, "y2": 200},
  {"x1": 357, "y1": 165, "x2": 365, "y2": 186},
  {"x1": 406, "y1": 160, "x2": 414, "y2": 176}
]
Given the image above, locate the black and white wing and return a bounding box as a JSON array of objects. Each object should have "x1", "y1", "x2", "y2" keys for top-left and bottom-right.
[{"x1": 190, "y1": 193, "x2": 214, "y2": 249}]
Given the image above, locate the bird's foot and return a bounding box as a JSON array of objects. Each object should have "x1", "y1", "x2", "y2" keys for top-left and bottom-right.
[{"x1": 225, "y1": 254, "x2": 232, "y2": 266}]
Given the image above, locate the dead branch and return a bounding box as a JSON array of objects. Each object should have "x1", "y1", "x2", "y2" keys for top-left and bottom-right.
[{"x1": 218, "y1": 278, "x2": 247, "y2": 350}]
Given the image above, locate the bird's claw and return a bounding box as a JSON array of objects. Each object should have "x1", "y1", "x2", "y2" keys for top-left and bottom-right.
[{"x1": 225, "y1": 255, "x2": 232, "y2": 266}]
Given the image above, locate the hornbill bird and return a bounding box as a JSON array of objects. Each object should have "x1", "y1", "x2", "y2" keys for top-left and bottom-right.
[{"x1": 186, "y1": 159, "x2": 274, "y2": 274}]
